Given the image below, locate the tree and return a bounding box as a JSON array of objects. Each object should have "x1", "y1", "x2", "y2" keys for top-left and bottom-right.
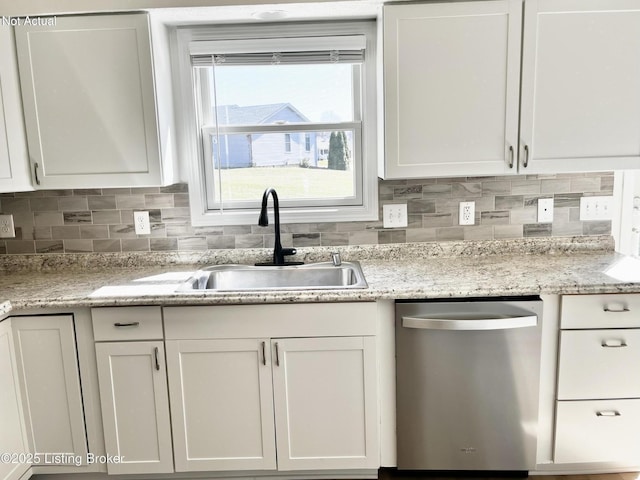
[
  {"x1": 328, "y1": 131, "x2": 348, "y2": 171},
  {"x1": 339, "y1": 131, "x2": 350, "y2": 170},
  {"x1": 328, "y1": 131, "x2": 338, "y2": 170}
]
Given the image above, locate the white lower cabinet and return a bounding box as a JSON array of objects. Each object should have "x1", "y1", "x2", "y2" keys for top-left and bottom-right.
[
  {"x1": 272, "y1": 336, "x2": 378, "y2": 471},
  {"x1": 164, "y1": 303, "x2": 380, "y2": 474},
  {"x1": 555, "y1": 399, "x2": 640, "y2": 464},
  {"x1": 165, "y1": 339, "x2": 277, "y2": 472},
  {"x1": 0, "y1": 318, "x2": 31, "y2": 480},
  {"x1": 92, "y1": 304, "x2": 379, "y2": 475},
  {"x1": 11, "y1": 316, "x2": 87, "y2": 465},
  {"x1": 554, "y1": 294, "x2": 640, "y2": 466},
  {"x1": 95, "y1": 342, "x2": 173, "y2": 474},
  {"x1": 166, "y1": 335, "x2": 379, "y2": 473},
  {"x1": 92, "y1": 307, "x2": 173, "y2": 474}
]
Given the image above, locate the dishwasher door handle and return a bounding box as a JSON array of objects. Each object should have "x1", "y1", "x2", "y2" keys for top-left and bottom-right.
[{"x1": 402, "y1": 314, "x2": 537, "y2": 331}]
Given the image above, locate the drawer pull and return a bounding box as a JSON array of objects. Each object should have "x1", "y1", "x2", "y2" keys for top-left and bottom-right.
[
  {"x1": 603, "y1": 305, "x2": 630, "y2": 313},
  {"x1": 596, "y1": 410, "x2": 621, "y2": 417},
  {"x1": 601, "y1": 339, "x2": 628, "y2": 348},
  {"x1": 114, "y1": 322, "x2": 140, "y2": 328}
]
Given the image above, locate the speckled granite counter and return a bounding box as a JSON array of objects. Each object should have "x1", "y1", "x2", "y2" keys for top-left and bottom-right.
[{"x1": 2, "y1": 236, "x2": 640, "y2": 310}]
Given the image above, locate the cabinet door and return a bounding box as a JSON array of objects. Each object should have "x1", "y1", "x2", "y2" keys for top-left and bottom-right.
[
  {"x1": 165, "y1": 339, "x2": 276, "y2": 472},
  {"x1": 383, "y1": 0, "x2": 522, "y2": 179},
  {"x1": 14, "y1": 14, "x2": 162, "y2": 189},
  {"x1": 272, "y1": 336, "x2": 378, "y2": 470},
  {"x1": 11, "y1": 316, "x2": 87, "y2": 465},
  {"x1": 521, "y1": 0, "x2": 640, "y2": 173},
  {"x1": 0, "y1": 319, "x2": 31, "y2": 480},
  {"x1": 95, "y1": 342, "x2": 173, "y2": 474},
  {"x1": 0, "y1": 26, "x2": 32, "y2": 193}
]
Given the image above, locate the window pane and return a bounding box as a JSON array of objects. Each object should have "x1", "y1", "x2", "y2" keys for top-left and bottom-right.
[
  {"x1": 208, "y1": 64, "x2": 356, "y2": 124},
  {"x1": 209, "y1": 130, "x2": 355, "y2": 203}
]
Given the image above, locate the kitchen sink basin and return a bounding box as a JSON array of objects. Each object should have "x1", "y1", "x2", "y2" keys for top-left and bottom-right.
[{"x1": 176, "y1": 261, "x2": 368, "y2": 292}]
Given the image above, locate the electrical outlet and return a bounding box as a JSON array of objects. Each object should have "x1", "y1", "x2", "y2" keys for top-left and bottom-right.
[
  {"x1": 580, "y1": 196, "x2": 613, "y2": 221},
  {"x1": 133, "y1": 211, "x2": 151, "y2": 235},
  {"x1": 0, "y1": 214, "x2": 15, "y2": 238},
  {"x1": 538, "y1": 198, "x2": 554, "y2": 223},
  {"x1": 383, "y1": 204, "x2": 408, "y2": 228},
  {"x1": 459, "y1": 201, "x2": 475, "y2": 226}
]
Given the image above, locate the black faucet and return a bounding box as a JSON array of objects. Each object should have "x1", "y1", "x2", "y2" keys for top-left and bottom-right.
[{"x1": 257, "y1": 188, "x2": 302, "y2": 266}]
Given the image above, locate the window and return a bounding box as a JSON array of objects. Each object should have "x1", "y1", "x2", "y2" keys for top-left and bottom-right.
[
  {"x1": 285, "y1": 134, "x2": 292, "y2": 153},
  {"x1": 174, "y1": 21, "x2": 378, "y2": 226}
]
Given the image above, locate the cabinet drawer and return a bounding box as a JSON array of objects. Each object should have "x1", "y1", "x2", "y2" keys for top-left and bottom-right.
[
  {"x1": 558, "y1": 329, "x2": 640, "y2": 399},
  {"x1": 92, "y1": 307, "x2": 162, "y2": 341},
  {"x1": 561, "y1": 294, "x2": 640, "y2": 329},
  {"x1": 555, "y1": 399, "x2": 640, "y2": 464}
]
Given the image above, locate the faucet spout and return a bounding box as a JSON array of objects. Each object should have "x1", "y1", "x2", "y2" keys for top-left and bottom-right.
[{"x1": 257, "y1": 188, "x2": 302, "y2": 266}]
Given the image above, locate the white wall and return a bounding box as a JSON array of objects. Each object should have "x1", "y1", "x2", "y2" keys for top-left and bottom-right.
[
  {"x1": 0, "y1": 0, "x2": 355, "y2": 16},
  {"x1": 615, "y1": 171, "x2": 640, "y2": 257}
]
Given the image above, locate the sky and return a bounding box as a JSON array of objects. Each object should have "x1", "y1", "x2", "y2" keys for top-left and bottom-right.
[{"x1": 209, "y1": 64, "x2": 355, "y2": 123}]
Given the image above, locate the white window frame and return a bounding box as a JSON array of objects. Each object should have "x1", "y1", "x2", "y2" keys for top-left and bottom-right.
[{"x1": 171, "y1": 21, "x2": 378, "y2": 226}]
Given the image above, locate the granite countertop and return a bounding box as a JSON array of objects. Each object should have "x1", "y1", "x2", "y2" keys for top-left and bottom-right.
[{"x1": 2, "y1": 236, "x2": 640, "y2": 310}]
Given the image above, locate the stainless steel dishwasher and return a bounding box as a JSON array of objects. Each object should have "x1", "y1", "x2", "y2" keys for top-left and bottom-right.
[{"x1": 395, "y1": 296, "x2": 543, "y2": 472}]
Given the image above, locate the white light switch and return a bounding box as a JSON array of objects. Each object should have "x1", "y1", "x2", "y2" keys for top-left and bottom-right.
[
  {"x1": 580, "y1": 196, "x2": 613, "y2": 221},
  {"x1": 383, "y1": 204, "x2": 408, "y2": 228}
]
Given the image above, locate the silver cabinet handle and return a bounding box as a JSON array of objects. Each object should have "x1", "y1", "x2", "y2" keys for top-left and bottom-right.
[
  {"x1": 402, "y1": 315, "x2": 537, "y2": 331},
  {"x1": 154, "y1": 347, "x2": 160, "y2": 371},
  {"x1": 604, "y1": 306, "x2": 630, "y2": 313},
  {"x1": 34, "y1": 162, "x2": 41, "y2": 185},
  {"x1": 261, "y1": 341, "x2": 266, "y2": 366},
  {"x1": 602, "y1": 339, "x2": 628, "y2": 348},
  {"x1": 596, "y1": 410, "x2": 621, "y2": 417},
  {"x1": 523, "y1": 144, "x2": 529, "y2": 168},
  {"x1": 274, "y1": 342, "x2": 280, "y2": 367},
  {"x1": 114, "y1": 322, "x2": 140, "y2": 327},
  {"x1": 508, "y1": 145, "x2": 514, "y2": 169}
]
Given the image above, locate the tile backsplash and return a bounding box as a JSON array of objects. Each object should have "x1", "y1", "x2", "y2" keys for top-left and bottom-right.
[{"x1": 0, "y1": 173, "x2": 613, "y2": 255}]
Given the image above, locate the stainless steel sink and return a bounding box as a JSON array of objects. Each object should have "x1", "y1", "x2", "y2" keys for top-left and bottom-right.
[{"x1": 176, "y1": 261, "x2": 368, "y2": 292}]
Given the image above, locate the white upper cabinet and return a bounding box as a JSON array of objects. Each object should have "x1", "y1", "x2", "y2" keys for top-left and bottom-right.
[
  {"x1": 14, "y1": 14, "x2": 177, "y2": 189},
  {"x1": 383, "y1": 0, "x2": 522, "y2": 179},
  {"x1": 520, "y1": 0, "x2": 640, "y2": 173},
  {"x1": 383, "y1": 0, "x2": 640, "y2": 179},
  {"x1": 0, "y1": 26, "x2": 32, "y2": 193}
]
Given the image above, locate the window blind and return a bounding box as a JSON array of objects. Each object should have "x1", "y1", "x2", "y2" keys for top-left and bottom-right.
[{"x1": 190, "y1": 35, "x2": 366, "y2": 66}]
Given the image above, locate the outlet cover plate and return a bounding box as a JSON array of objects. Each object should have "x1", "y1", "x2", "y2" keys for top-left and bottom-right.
[
  {"x1": 0, "y1": 214, "x2": 15, "y2": 238},
  {"x1": 459, "y1": 201, "x2": 475, "y2": 226},
  {"x1": 383, "y1": 204, "x2": 408, "y2": 228},
  {"x1": 538, "y1": 198, "x2": 554, "y2": 223},
  {"x1": 134, "y1": 211, "x2": 151, "y2": 235}
]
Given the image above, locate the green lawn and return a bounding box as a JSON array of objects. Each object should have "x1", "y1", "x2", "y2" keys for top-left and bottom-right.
[{"x1": 220, "y1": 166, "x2": 354, "y2": 201}]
